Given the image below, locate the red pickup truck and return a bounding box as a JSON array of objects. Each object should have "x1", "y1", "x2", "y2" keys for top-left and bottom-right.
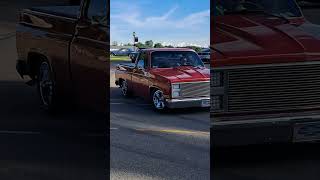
[
  {"x1": 16, "y1": 0, "x2": 108, "y2": 113},
  {"x1": 212, "y1": 0, "x2": 320, "y2": 146},
  {"x1": 115, "y1": 48, "x2": 210, "y2": 111}
]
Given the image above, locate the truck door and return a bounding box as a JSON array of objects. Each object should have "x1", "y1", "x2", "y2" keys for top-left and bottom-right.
[
  {"x1": 70, "y1": 0, "x2": 109, "y2": 113},
  {"x1": 132, "y1": 52, "x2": 149, "y2": 98}
]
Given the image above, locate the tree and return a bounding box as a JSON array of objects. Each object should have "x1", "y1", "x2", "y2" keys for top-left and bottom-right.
[
  {"x1": 186, "y1": 46, "x2": 202, "y2": 53},
  {"x1": 154, "y1": 43, "x2": 164, "y2": 48},
  {"x1": 136, "y1": 42, "x2": 146, "y2": 49},
  {"x1": 145, "y1": 40, "x2": 154, "y2": 48},
  {"x1": 164, "y1": 45, "x2": 174, "y2": 48}
]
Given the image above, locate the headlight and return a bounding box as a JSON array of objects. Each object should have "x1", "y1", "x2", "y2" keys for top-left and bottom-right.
[
  {"x1": 212, "y1": 71, "x2": 223, "y2": 87},
  {"x1": 172, "y1": 84, "x2": 180, "y2": 90},
  {"x1": 211, "y1": 96, "x2": 223, "y2": 111},
  {"x1": 172, "y1": 84, "x2": 181, "y2": 98}
]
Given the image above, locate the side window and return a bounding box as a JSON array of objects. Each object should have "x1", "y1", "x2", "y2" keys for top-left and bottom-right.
[
  {"x1": 87, "y1": 0, "x2": 107, "y2": 26},
  {"x1": 137, "y1": 53, "x2": 147, "y2": 69}
]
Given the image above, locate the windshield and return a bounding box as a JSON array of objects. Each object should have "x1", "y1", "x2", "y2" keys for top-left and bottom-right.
[
  {"x1": 214, "y1": 0, "x2": 302, "y2": 17},
  {"x1": 151, "y1": 51, "x2": 204, "y2": 68}
]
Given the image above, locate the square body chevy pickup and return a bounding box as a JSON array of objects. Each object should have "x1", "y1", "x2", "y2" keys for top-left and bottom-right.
[
  {"x1": 16, "y1": 0, "x2": 109, "y2": 113},
  {"x1": 115, "y1": 48, "x2": 210, "y2": 111},
  {"x1": 212, "y1": 0, "x2": 320, "y2": 146}
]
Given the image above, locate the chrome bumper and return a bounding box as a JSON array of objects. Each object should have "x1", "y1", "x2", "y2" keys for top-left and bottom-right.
[
  {"x1": 166, "y1": 97, "x2": 210, "y2": 109},
  {"x1": 213, "y1": 113, "x2": 320, "y2": 147}
]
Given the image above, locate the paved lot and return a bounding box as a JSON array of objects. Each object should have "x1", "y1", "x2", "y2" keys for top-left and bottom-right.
[
  {"x1": 0, "y1": 1, "x2": 107, "y2": 180},
  {"x1": 213, "y1": 8, "x2": 320, "y2": 180},
  {"x1": 110, "y1": 64, "x2": 210, "y2": 179}
]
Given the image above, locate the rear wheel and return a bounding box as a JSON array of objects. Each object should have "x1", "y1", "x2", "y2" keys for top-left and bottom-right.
[
  {"x1": 37, "y1": 60, "x2": 56, "y2": 112},
  {"x1": 120, "y1": 80, "x2": 130, "y2": 97},
  {"x1": 152, "y1": 89, "x2": 167, "y2": 111}
]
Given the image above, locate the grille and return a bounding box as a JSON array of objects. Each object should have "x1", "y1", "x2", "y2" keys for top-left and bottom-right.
[
  {"x1": 180, "y1": 81, "x2": 210, "y2": 98},
  {"x1": 227, "y1": 63, "x2": 320, "y2": 113}
]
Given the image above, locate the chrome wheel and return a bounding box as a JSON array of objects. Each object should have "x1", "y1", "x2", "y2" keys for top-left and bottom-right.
[
  {"x1": 121, "y1": 80, "x2": 128, "y2": 96},
  {"x1": 38, "y1": 62, "x2": 53, "y2": 106},
  {"x1": 153, "y1": 90, "x2": 165, "y2": 110}
]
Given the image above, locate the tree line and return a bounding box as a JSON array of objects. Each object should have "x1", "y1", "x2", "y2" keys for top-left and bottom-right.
[{"x1": 112, "y1": 40, "x2": 204, "y2": 53}]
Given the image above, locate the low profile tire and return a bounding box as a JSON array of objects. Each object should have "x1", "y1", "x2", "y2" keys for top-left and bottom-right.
[
  {"x1": 120, "y1": 80, "x2": 130, "y2": 97},
  {"x1": 152, "y1": 89, "x2": 167, "y2": 111},
  {"x1": 37, "y1": 60, "x2": 57, "y2": 112}
]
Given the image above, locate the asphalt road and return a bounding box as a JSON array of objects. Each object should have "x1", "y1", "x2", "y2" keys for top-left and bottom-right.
[
  {"x1": 213, "y1": 8, "x2": 320, "y2": 180},
  {"x1": 0, "y1": 1, "x2": 107, "y2": 180},
  {"x1": 110, "y1": 67, "x2": 210, "y2": 179}
]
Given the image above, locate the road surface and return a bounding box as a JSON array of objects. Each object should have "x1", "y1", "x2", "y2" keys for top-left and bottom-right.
[{"x1": 110, "y1": 64, "x2": 210, "y2": 180}]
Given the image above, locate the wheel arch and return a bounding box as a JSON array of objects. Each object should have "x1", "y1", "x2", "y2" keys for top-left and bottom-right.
[{"x1": 27, "y1": 52, "x2": 51, "y2": 79}]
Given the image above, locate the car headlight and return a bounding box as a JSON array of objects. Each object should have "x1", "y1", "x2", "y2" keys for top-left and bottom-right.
[
  {"x1": 172, "y1": 84, "x2": 181, "y2": 98},
  {"x1": 172, "y1": 84, "x2": 180, "y2": 89},
  {"x1": 212, "y1": 71, "x2": 223, "y2": 87}
]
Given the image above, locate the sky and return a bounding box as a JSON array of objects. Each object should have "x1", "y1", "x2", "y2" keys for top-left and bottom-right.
[{"x1": 111, "y1": 0, "x2": 210, "y2": 47}]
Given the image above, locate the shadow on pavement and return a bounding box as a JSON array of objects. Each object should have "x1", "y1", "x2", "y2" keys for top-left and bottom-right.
[{"x1": 0, "y1": 80, "x2": 108, "y2": 180}]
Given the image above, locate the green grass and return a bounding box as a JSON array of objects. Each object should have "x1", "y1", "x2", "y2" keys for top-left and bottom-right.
[{"x1": 110, "y1": 55, "x2": 130, "y2": 61}]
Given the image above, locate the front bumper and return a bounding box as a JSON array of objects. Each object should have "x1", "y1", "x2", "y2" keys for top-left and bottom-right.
[
  {"x1": 166, "y1": 97, "x2": 210, "y2": 109},
  {"x1": 212, "y1": 114, "x2": 320, "y2": 147}
]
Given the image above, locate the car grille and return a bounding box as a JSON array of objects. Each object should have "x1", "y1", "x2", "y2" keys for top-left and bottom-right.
[
  {"x1": 180, "y1": 81, "x2": 210, "y2": 98},
  {"x1": 227, "y1": 63, "x2": 320, "y2": 113}
]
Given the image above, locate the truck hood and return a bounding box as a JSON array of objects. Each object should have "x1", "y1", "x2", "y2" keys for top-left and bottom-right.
[
  {"x1": 150, "y1": 66, "x2": 210, "y2": 83},
  {"x1": 212, "y1": 15, "x2": 320, "y2": 67}
]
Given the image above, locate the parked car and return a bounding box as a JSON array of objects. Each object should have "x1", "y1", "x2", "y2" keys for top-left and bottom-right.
[
  {"x1": 212, "y1": 0, "x2": 320, "y2": 146},
  {"x1": 129, "y1": 52, "x2": 139, "y2": 62},
  {"x1": 111, "y1": 48, "x2": 134, "y2": 56},
  {"x1": 16, "y1": 0, "x2": 109, "y2": 113},
  {"x1": 198, "y1": 48, "x2": 210, "y2": 63},
  {"x1": 115, "y1": 48, "x2": 210, "y2": 111}
]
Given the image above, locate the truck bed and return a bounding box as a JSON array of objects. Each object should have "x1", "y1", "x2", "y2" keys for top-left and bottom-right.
[{"x1": 29, "y1": 6, "x2": 80, "y2": 19}]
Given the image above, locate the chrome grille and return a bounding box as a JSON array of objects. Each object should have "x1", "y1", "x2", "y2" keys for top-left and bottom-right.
[
  {"x1": 227, "y1": 63, "x2": 320, "y2": 113},
  {"x1": 180, "y1": 82, "x2": 210, "y2": 98}
]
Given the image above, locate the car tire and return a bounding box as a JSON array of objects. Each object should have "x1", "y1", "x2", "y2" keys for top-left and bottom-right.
[
  {"x1": 120, "y1": 80, "x2": 131, "y2": 97},
  {"x1": 37, "y1": 60, "x2": 57, "y2": 112},
  {"x1": 152, "y1": 89, "x2": 167, "y2": 112}
]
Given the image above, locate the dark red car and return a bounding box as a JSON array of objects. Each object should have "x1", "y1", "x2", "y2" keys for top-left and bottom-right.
[
  {"x1": 115, "y1": 48, "x2": 210, "y2": 111},
  {"x1": 16, "y1": 0, "x2": 109, "y2": 113},
  {"x1": 212, "y1": 0, "x2": 320, "y2": 146}
]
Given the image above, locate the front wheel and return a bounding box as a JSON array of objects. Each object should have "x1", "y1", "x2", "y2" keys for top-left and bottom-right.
[{"x1": 152, "y1": 89, "x2": 167, "y2": 111}]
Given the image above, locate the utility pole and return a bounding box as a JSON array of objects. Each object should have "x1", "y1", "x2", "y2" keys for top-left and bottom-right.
[{"x1": 133, "y1": 32, "x2": 138, "y2": 51}]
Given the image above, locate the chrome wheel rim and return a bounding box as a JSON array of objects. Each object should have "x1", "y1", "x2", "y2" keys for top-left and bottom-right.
[
  {"x1": 121, "y1": 80, "x2": 128, "y2": 96},
  {"x1": 39, "y1": 62, "x2": 53, "y2": 106},
  {"x1": 153, "y1": 90, "x2": 165, "y2": 110}
]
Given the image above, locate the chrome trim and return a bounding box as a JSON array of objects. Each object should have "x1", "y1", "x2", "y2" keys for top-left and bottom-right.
[
  {"x1": 166, "y1": 97, "x2": 210, "y2": 108},
  {"x1": 214, "y1": 59, "x2": 320, "y2": 70}
]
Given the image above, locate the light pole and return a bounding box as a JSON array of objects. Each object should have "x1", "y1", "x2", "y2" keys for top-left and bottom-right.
[{"x1": 133, "y1": 32, "x2": 138, "y2": 51}]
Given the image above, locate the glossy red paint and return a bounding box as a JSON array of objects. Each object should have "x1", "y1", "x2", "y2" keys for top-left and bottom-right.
[
  {"x1": 16, "y1": 0, "x2": 109, "y2": 113},
  {"x1": 211, "y1": 14, "x2": 320, "y2": 67}
]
